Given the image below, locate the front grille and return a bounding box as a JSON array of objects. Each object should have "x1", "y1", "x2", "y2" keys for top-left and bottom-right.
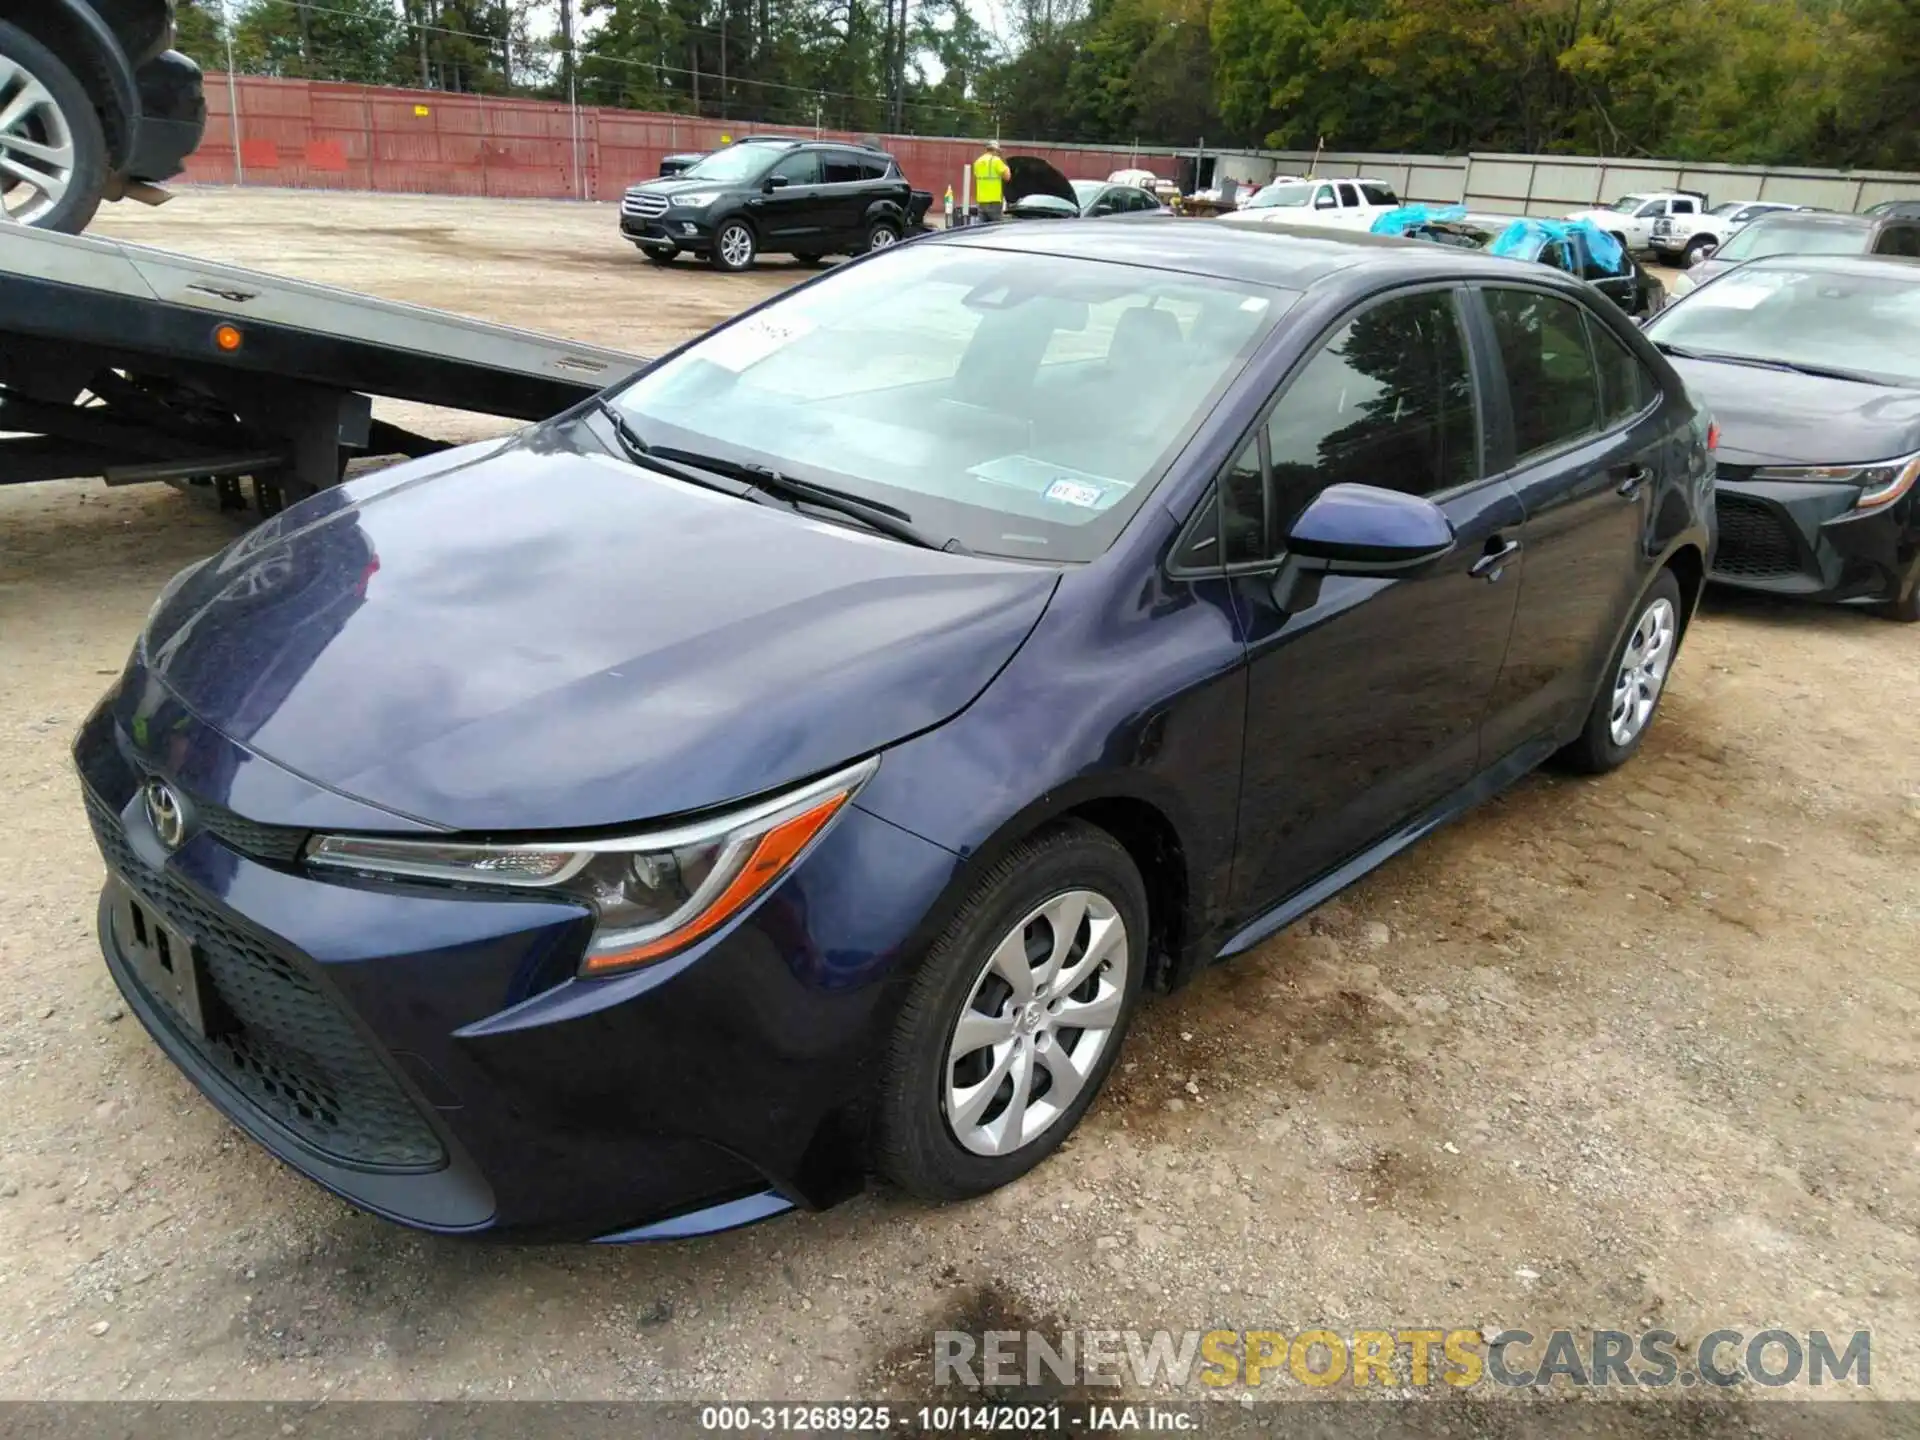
[
  {"x1": 195, "y1": 799, "x2": 307, "y2": 863},
  {"x1": 85, "y1": 789, "x2": 446, "y2": 1172},
  {"x1": 623, "y1": 191, "x2": 668, "y2": 220},
  {"x1": 1713, "y1": 492, "x2": 1803, "y2": 580}
]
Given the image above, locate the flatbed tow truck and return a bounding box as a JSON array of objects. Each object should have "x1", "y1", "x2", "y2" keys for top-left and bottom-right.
[{"x1": 0, "y1": 225, "x2": 646, "y2": 515}]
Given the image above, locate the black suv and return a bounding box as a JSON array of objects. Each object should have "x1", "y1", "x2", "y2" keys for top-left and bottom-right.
[
  {"x1": 621, "y1": 138, "x2": 922, "y2": 271},
  {"x1": 0, "y1": 1, "x2": 206, "y2": 233}
]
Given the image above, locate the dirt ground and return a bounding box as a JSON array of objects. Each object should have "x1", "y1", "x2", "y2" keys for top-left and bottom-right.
[{"x1": 1, "y1": 190, "x2": 1916, "y2": 1416}]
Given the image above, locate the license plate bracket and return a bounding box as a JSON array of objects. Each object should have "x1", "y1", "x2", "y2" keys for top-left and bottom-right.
[{"x1": 113, "y1": 882, "x2": 220, "y2": 1039}]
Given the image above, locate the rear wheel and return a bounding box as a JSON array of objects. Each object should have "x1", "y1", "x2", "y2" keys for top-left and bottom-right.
[
  {"x1": 0, "y1": 21, "x2": 109, "y2": 233},
  {"x1": 1559, "y1": 569, "x2": 1684, "y2": 774},
  {"x1": 710, "y1": 219, "x2": 757, "y2": 272},
  {"x1": 873, "y1": 822, "x2": 1147, "y2": 1201},
  {"x1": 864, "y1": 220, "x2": 901, "y2": 254}
]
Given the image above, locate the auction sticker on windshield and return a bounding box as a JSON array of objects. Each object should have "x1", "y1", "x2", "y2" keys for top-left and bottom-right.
[{"x1": 698, "y1": 314, "x2": 818, "y2": 373}]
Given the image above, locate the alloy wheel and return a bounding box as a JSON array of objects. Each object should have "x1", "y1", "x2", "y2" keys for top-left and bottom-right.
[
  {"x1": 718, "y1": 223, "x2": 753, "y2": 269},
  {"x1": 943, "y1": 889, "x2": 1129, "y2": 1158},
  {"x1": 1609, "y1": 596, "x2": 1676, "y2": 747},
  {"x1": 0, "y1": 51, "x2": 77, "y2": 226},
  {"x1": 868, "y1": 226, "x2": 898, "y2": 251}
]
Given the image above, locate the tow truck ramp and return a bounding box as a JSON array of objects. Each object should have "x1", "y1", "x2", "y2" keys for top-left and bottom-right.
[{"x1": 0, "y1": 225, "x2": 646, "y2": 515}]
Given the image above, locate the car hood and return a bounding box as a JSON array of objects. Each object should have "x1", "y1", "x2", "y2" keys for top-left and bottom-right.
[
  {"x1": 629, "y1": 174, "x2": 739, "y2": 198},
  {"x1": 141, "y1": 431, "x2": 1058, "y2": 832},
  {"x1": 1005, "y1": 155, "x2": 1077, "y2": 208},
  {"x1": 1669, "y1": 358, "x2": 1920, "y2": 466}
]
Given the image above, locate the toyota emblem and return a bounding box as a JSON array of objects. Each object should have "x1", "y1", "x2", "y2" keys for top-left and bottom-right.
[{"x1": 143, "y1": 778, "x2": 188, "y2": 851}]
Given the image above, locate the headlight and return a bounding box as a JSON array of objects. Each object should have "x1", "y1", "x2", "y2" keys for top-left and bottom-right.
[
  {"x1": 671, "y1": 192, "x2": 721, "y2": 209},
  {"x1": 305, "y1": 757, "x2": 877, "y2": 976},
  {"x1": 1751, "y1": 452, "x2": 1920, "y2": 512}
]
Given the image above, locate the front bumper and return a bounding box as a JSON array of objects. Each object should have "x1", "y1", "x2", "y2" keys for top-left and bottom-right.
[
  {"x1": 129, "y1": 51, "x2": 206, "y2": 182},
  {"x1": 1710, "y1": 468, "x2": 1920, "y2": 606},
  {"x1": 75, "y1": 669, "x2": 961, "y2": 1241},
  {"x1": 620, "y1": 212, "x2": 715, "y2": 253}
]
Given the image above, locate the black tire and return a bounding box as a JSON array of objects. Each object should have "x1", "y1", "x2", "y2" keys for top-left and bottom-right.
[
  {"x1": 872, "y1": 821, "x2": 1148, "y2": 1202},
  {"x1": 1682, "y1": 236, "x2": 1716, "y2": 268},
  {"x1": 1559, "y1": 568, "x2": 1685, "y2": 774},
  {"x1": 642, "y1": 246, "x2": 678, "y2": 266},
  {"x1": 0, "y1": 20, "x2": 110, "y2": 234},
  {"x1": 792, "y1": 252, "x2": 825, "y2": 267},
  {"x1": 709, "y1": 218, "x2": 757, "y2": 272},
  {"x1": 863, "y1": 220, "x2": 901, "y2": 254}
]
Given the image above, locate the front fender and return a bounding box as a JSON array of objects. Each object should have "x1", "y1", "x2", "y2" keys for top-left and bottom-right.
[{"x1": 41, "y1": 0, "x2": 140, "y2": 168}]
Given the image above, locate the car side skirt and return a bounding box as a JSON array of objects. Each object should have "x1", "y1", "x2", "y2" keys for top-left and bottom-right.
[{"x1": 1214, "y1": 734, "x2": 1562, "y2": 962}]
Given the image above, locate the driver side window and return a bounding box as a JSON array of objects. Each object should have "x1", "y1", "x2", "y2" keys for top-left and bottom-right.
[
  {"x1": 771, "y1": 151, "x2": 820, "y2": 186},
  {"x1": 1194, "y1": 291, "x2": 1480, "y2": 567},
  {"x1": 1636, "y1": 201, "x2": 1666, "y2": 218}
]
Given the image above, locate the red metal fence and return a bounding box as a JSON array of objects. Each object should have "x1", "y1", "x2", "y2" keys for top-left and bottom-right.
[{"x1": 186, "y1": 75, "x2": 1178, "y2": 202}]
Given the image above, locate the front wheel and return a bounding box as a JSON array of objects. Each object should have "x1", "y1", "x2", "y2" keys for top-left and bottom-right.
[
  {"x1": 1878, "y1": 554, "x2": 1920, "y2": 623},
  {"x1": 710, "y1": 219, "x2": 757, "y2": 272},
  {"x1": 864, "y1": 220, "x2": 901, "y2": 254},
  {"x1": 1682, "y1": 236, "x2": 1716, "y2": 268},
  {"x1": 1559, "y1": 569, "x2": 1684, "y2": 774},
  {"x1": 0, "y1": 20, "x2": 110, "y2": 232},
  {"x1": 872, "y1": 822, "x2": 1147, "y2": 1201}
]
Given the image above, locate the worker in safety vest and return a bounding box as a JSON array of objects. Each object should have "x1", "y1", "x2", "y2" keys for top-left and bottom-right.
[{"x1": 972, "y1": 139, "x2": 1011, "y2": 223}]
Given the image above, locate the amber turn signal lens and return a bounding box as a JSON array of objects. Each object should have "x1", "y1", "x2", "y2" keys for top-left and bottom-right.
[
  {"x1": 213, "y1": 324, "x2": 244, "y2": 352},
  {"x1": 578, "y1": 791, "x2": 850, "y2": 975}
]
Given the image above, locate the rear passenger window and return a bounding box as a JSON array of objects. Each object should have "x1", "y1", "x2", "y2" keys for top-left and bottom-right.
[
  {"x1": 860, "y1": 155, "x2": 893, "y2": 180},
  {"x1": 1337, "y1": 183, "x2": 1360, "y2": 207},
  {"x1": 1216, "y1": 291, "x2": 1480, "y2": 562},
  {"x1": 1483, "y1": 288, "x2": 1601, "y2": 460},
  {"x1": 820, "y1": 151, "x2": 865, "y2": 184},
  {"x1": 1360, "y1": 183, "x2": 1398, "y2": 206},
  {"x1": 1877, "y1": 226, "x2": 1920, "y2": 257},
  {"x1": 1586, "y1": 316, "x2": 1657, "y2": 425}
]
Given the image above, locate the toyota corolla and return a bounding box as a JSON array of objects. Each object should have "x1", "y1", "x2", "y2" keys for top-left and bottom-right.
[{"x1": 77, "y1": 221, "x2": 1714, "y2": 1241}]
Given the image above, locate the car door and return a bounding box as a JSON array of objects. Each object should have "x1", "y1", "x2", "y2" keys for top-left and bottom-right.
[
  {"x1": 1473, "y1": 284, "x2": 1667, "y2": 759},
  {"x1": 1629, "y1": 199, "x2": 1667, "y2": 248},
  {"x1": 756, "y1": 149, "x2": 825, "y2": 246},
  {"x1": 1213, "y1": 286, "x2": 1527, "y2": 916},
  {"x1": 816, "y1": 148, "x2": 869, "y2": 245},
  {"x1": 1308, "y1": 182, "x2": 1340, "y2": 227}
]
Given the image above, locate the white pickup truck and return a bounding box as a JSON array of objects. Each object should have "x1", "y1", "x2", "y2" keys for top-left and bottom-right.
[
  {"x1": 1649, "y1": 201, "x2": 1813, "y2": 268},
  {"x1": 1564, "y1": 191, "x2": 1709, "y2": 253},
  {"x1": 1218, "y1": 176, "x2": 1403, "y2": 234}
]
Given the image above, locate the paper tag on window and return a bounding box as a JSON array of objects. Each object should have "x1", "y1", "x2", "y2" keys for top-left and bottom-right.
[
  {"x1": 1044, "y1": 478, "x2": 1106, "y2": 508},
  {"x1": 697, "y1": 314, "x2": 816, "y2": 373}
]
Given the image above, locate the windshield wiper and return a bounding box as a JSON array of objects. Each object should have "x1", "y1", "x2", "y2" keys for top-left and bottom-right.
[
  {"x1": 1655, "y1": 350, "x2": 1891, "y2": 386},
  {"x1": 589, "y1": 398, "x2": 742, "y2": 497},
  {"x1": 646, "y1": 443, "x2": 967, "y2": 553}
]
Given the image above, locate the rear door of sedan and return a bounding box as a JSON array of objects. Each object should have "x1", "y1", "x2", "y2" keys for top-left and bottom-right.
[
  {"x1": 1468, "y1": 283, "x2": 1674, "y2": 758},
  {"x1": 1205, "y1": 284, "x2": 1529, "y2": 915}
]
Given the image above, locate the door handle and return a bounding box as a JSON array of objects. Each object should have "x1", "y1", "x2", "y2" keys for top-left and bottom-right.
[
  {"x1": 1614, "y1": 465, "x2": 1652, "y2": 498},
  {"x1": 1470, "y1": 537, "x2": 1522, "y2": 579}
]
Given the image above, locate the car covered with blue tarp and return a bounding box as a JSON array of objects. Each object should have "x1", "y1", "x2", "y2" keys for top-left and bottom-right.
[{"x1": 1373, "y1": 210, "x2": 1666, "y2": 318}]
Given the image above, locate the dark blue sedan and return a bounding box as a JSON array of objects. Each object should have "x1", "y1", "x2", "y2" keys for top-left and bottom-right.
[{"x1": 76, "y1": 220, "x2": 1716, "y2": 1241}]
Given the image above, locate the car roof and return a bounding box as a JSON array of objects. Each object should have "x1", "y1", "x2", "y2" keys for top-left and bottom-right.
[
  {"x1": 1737, "y1": 253, "x2": 1920, "y2": 280},
  {"x1": 1743, "y1": 210, "x2": 1880, "y2": 233},
  {"x1": 923, "y1": 216, "x2": 1587, "y2": 294}
]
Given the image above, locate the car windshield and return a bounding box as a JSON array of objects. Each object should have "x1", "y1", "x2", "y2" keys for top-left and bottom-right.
[
  {"x1": 608, "y1": 244, "x2": 1293, "y2": 561},
  {"x1": 1070, "y1": 181, "x2": 1106, "y2": 207},
  {"x1": 1647, "y1": 267, "x2": 1920, "y2": 388},
  {"x1": 682, "y1": 145, "x2": 781, "y2": 183},
  {"x1": 1247, "y1": 182, "x2": 1314, "y2": 210},
  {"x1": 1605, "y1": 194, "x2": 1649, "y2": 212},
  {"x1": 1714, "y1": 220, "x2": 1870, "y2": 262}
]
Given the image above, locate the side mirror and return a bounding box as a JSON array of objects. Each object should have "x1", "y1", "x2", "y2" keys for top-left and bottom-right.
[
  {"x1": 766, "y1": 175, "x2": 790, "y2": 191},
  {"x1": 1271, "y1": 483, "x2": 1456, "y2": 611}
]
